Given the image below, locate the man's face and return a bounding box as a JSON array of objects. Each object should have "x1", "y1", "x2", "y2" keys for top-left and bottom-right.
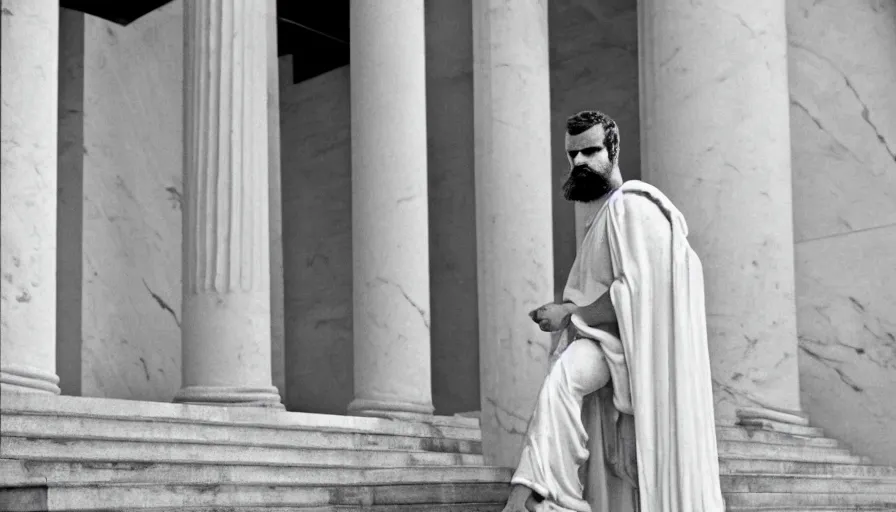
[{"x1": 562, "y1": 125, "x2": 613, "y2": 202}]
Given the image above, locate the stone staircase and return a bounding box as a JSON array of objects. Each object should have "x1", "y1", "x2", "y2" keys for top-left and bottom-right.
[
  {"x1": 1, "y1": 394, "x2": 895, "y2": 511},
  {"x1": 0, "y1": 394, "x2": 510, "y2": 511},
  {"x1": 716, "y1": 418, "x2": 896, "y2": 510}
]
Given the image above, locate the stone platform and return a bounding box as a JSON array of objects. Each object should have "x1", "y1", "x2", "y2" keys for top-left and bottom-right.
[{"x1": 2, "y1": 394, "x2": 896, "y2": 511}]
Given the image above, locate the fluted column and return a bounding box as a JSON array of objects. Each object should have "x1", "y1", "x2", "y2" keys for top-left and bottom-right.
[
  {"x1": 638, "y1": 0, "x2": 803, "y2": 423},
  {"x1": 0, "y1": 0, "x2": 61, "y2": 395},
  {"x1": 176, "y1": 0, "x2": 282, "y2": 408},
  {"x1": 473, "y1": 1, "x2": 555, "y2": 466},
  {"x1": 347, "y1": 0, "x2": 434, "y2": 418}
]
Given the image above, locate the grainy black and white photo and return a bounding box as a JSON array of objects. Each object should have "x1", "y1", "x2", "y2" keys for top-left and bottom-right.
[{"x1": 2, "y1": 1, "x2": 895, "y2": 511}]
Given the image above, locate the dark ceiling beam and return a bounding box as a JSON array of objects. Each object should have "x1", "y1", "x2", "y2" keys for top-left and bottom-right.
[
  {"x1": 58, "y1": 0, "x2": 350, "y2": 84},
  {"x1": 59, "y1": 0, "x2": 174, "y2": 25}
]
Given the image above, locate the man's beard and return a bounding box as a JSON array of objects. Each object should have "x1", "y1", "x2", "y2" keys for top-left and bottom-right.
[{"x1": 562, "y1": 164, "x2": 613, "y2": 202}]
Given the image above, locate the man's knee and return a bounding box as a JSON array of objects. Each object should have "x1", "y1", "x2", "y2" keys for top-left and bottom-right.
[{"x1": 552, "y1": 339, "x2": 611, "y2": 397}]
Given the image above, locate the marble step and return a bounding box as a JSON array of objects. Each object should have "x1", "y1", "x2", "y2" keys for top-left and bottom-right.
[
  {"x1": 2, "y1": 506, "x2": 504, "y2": 512},
  {"x1": 0, "y1": 481, "x2": 510, "y2": 511},
  {"x1": 720, "y1": 474, "x2": 896, "y2": 493},
  {"x1": 7, "y1": 458, "x2": 893, "y2": 495},
  {"x1": 4, "y1": 414, "x2": 846, "y2": 463},
  {"x1": 0, "y1": 414, "x2": 480, "y2": 454},
  {"x1": 719, "y1": 458, "x2": 896, "y2": 478},
  {"x1": 727, "y1": 508, "x2": 894, "y2": 512},
  {"x1": 717, "y1": 441, "x2": 864, "y2": 464},
  {"x1": 0, "y1": 437, "x2": 486, "y2": 468},
  {"x1": 723, "y1": 490, "x2": 896, "y2": 509},
  {"x1": 4, "y1": 411, "x2": 844, "y2": 459},
  {"x1": 0, "y1": 394, "x2": 480, "y2": 441},
  {"x1": 736, "y1": 418, "x2": 825, "y2": 437},
  {"x1": 715, "y1": 426, "x2": 839, "y2": 448},
  {"x1": 0, "y1": 459, "x2": 512, "y2": 488}
]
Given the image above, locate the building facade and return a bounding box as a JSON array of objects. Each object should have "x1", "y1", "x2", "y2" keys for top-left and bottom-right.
[{"x1": 2, "y1": 0, "x2": 895, "y2": 476}]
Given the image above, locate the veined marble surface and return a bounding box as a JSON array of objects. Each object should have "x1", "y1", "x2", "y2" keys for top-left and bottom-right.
[
  {"x1": 1, "y1": 0, "x2": 60, "y2": 388},
  {"x1": 789, "y1": 0, "x2": 896, "y2": 242},
  {"x1": 73, "y1": 4, "x2": 184, "y2": 401},
  {"x1": 474, "y1": 0, "x2": 555, "y2": 467},
  {"x1": 639, "y1": 0, "x2": 801, "y2": 420},
  {"x1": 796, "y1": 226, "x2": 896, "y2": 464},
  {"x1": 789, "y1": 0, "x2": 896, "y2": 464}
]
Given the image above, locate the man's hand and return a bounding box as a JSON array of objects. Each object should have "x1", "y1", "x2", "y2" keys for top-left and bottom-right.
[{"x1": 529, "y1": 302, "x2": 572, "y2": 332}]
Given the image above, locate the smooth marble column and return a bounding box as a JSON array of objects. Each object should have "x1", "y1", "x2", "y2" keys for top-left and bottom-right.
[
  {"x1": 638, "y1": 0, "x2": 803, "y2": 423},
  {"x1": 266, "y1": 0, "x2": 287, "y2": 403},
  {"x1": 0, "y1": 0, "x2": 61, "y2": 395},
  {"x1": 473, "y1": 0, "x2": 555, "y2": 466},
  {"x1": 347, "y1": 1, "x2": 434, "y2": 418},
  {"x1": 176, "y1": 0, "x2": 282, "y2": 408}
]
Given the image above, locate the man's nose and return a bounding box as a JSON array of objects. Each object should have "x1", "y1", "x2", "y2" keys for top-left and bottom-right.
[{"x1": 573, "y1": 153, "x2": 588, "y2": 166}]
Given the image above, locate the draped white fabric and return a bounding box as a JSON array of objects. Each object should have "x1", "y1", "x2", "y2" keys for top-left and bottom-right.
[{"x1": 511, "y1": 181, "x2": 724, "y2": 512}]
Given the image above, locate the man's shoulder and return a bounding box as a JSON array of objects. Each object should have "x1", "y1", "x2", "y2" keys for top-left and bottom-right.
[{"x1": 614, "y1": 181, "x2": 676, "y2": 223}]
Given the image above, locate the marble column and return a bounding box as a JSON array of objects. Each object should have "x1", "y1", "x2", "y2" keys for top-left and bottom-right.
[
  {"x1": 266, "y1": 0, "x2": 287, "y2": 402},
  {"x1": 638, "y1": 0, "x2": 804, "y2": 424},
  {"x1": 0, "y1": 0, "x2": 61, "y2": 395},
  {"x1": 175, "y1": 0, "x2": 282, "y2": 408},
  {"x1": 473, "y1": 1, "x2": 555, "y2": 466},
  {"x1": 347, "y1": 1, "x2": 434, "y2": 418}
]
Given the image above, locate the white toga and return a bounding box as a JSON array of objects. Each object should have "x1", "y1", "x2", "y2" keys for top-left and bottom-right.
[{"x1": 511, "y1": 180, "x2": 725, "y2": 512}]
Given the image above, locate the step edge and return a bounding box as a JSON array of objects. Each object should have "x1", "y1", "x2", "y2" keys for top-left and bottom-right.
[
  {"x1": 0, "y1": 394, "x2": 482, "y2": 431},
  {"x1": 719, "y1": 473, "x2": 896, "y2": 481},
  {"x1": 718, "y1": 440, "x2": 852, "y2": 453},
  {"x1": 0, "y1": 459, "x2": 503, "y2": 471},
  {"x1": 4, "y1": 480, "x2": 515, "y2": 490},
  {"x1": 0, "y1": 436, "x2": 482, "y2": 456},
  {"x1": 1, "y1": 410, "x2": 482, "y2": 441},
  {"x1": 0, "y1": 454, "x2": 487, "y2": 467},
  {"x1": 721, "y1": 455, "x2": 864, "y2": 462},
  {"x1": 0, "y1": 430, "x2": 482, "y2": 454}
]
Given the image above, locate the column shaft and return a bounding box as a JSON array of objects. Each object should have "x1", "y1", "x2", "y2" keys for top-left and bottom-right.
[
  {"x1": 473, "y1": 1, "x2": 555, "y2": 466},
  {"x1": 265, "y1": 0, "x2": 287, "y2": 402},
  {"x1": 348, "y1": 0, "x2": 434, "y2": 418},
  {"x1": 0, "y1": 0, "x2": 61, "y2": 395},
  {"x1": 177, "y1": 0, "x2": 281, "y2": 408},
  {"x1": 638, "y1": 0, "x2": 802, "y2": 422}
]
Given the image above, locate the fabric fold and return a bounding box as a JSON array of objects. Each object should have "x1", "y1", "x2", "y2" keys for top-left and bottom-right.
[{"x1": 605, "y1": 181, "x2": 724, "y2": 511}]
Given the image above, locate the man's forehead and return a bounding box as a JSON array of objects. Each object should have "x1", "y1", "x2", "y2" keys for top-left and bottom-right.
[{"x1": 565, "y1": 125, "x2": 605, "y2": 151}]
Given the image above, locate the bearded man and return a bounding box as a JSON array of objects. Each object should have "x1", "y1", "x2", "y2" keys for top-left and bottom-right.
[{"x1": 502, "y1": 111, "x2": 725, "y2": 512}]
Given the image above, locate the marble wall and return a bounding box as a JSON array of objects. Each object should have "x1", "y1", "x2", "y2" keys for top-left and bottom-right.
[
  {"x1": 425, "y1": 1, "x2": 480, "y2": 415},
  {"x1": 57, "y1": 4, "x2": 185, "y2": 401},
  {"x1": 280, "y1": 66, "x2": 354, "y2": 415},
  {"x1": 57, "y1": 9, "x2": 87, "y2": 396},
  {"x1": 788, "y1": 0, "x2": 896, "y2": 465}
]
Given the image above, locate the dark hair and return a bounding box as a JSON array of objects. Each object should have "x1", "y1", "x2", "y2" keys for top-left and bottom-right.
[{"x1": 566, "y1": 110, "x2": 620, "y2": 165}]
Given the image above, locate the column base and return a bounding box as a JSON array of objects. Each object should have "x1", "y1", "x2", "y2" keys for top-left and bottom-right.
[
  {"x1": 737, "y1": 405, "x2": 810, "y2": 426},
  {"x1": 173, "y1": 386, "x2": 284, "y2": 409},
  {"x1": 0, "y1": 364, "x2": 61, "y2": 395},
  {"x1": 347, "y1": 397, "x2": 434, "y2": 420}
]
